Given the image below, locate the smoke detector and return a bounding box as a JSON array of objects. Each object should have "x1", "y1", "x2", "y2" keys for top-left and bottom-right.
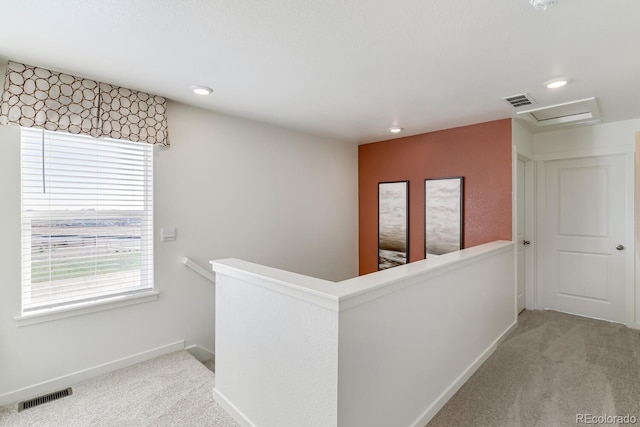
[{"x1": 529, "y1": 0, "x2": 558, "y2": 10}]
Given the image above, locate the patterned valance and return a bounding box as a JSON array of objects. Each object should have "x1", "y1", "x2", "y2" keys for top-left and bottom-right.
[{"x1": 0, "y1": 61, "x2": 169, "y2": 146}]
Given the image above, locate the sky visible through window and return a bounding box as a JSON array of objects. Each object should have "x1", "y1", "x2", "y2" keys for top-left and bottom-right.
[{"x1": 22, "y1": 132, "x2": 147, "y2": 211}]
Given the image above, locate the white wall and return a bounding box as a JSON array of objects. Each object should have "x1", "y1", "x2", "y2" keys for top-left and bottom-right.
[
  {"x1": 213, "y1": 260, "x2": 339, "y2": 427},
  {"x1": 210, "y1": 241, "x2": 515, "y2": 427},
  {"x1": 338, "y1": 242, "x2": 515, "y2": 427},
  {"x1": 158, "y1": 102, "x2": 358, "y2": 282},
  {"x1": 0, "y1": 60, "x2": 358, "y2": 402},
  {"x1": 512, "y1": 119, "x2": 533, "y2": 159},
  {"x1": 533, "y1": 119, "x2": 640, "y2": 156}
]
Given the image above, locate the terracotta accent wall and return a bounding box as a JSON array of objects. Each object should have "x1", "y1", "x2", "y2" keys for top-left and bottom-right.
[{"x1": 358, "y1": 119, "x2": 512, "y2": 275}]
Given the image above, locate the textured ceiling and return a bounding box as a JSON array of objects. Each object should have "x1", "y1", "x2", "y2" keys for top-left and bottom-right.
[{"x1": 0, "y1": 0, "x2": 639, "y2": 143}]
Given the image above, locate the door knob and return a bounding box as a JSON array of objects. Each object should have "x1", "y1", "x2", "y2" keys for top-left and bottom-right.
[
  {"x1": 616, "y1": 245, "x2": 625, "y2": 250},
  {"x1": 523, "y1": 240, "x2": 531, "y2": 245}
]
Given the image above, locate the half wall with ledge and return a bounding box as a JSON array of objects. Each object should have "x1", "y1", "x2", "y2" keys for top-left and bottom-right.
[{"x1": 211, "y1": 240, "x2": 516, "y2": 427}]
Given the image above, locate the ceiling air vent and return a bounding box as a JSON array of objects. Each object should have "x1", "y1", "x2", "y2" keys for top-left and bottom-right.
[
  {"x1": 502, "y1": 93, "x2": 535, "y2": 108},
  {"x1": 516, "y1": 97, "x2": 600, "y2": 128}
]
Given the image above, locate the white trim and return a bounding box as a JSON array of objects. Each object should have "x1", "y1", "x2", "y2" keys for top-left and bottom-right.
[
  {"x1": 183, "y1": 257, "x2": 216, "y2": 284},
  {"x1": 516, "y1": 153, "x2": 536, "y2": 311},
  {"x1": 410, "y1": 321, "x2": 518, "y2": 427},
  {"x1": 0, "y1": 340, "x2": 184, "y2": 406},
  {"x1": 15, "y1": 291, "x2": 159, "y2": 327},
  {"x1": 512, "y1": 145, "x2": 518, "y2": 316},
  {"x1": 525, "y1": 159, "x2": 536, "y2": 309},
  {"x1": 534, "y1": 145, "x2": 634, "y2": 161},
  {"x1": 624, "y1": 152, "x2": 636, "y2": 328},
  {"x1": 516, "y1": 97, "x2": 600, "y2": 129},
  {"x1": 636, "y1": 134, "x2": 640, "y2": 330},
  {"x1": 542, "y1": 308, "x2": 626, "y2": 325},
  {"x1": 20, "y1": 127, "x2": 155, "y2": 315},
  {"x1": 211, "y1": 259, "x2": 339, "y2": 311},
  {"x1": 535, "y1": 161, "x2": 546, "y2": 310},
  {"x1": 338, "y1": 241, "x2": 513, "y2": 310},
  {"x1": 185, "y1": 344, "x2": 215, "y2": 362},
  {"x1": 213, "y1": 388, "x2": 258, "y2": 427},
  {"x1": 211, "y1": 242, "x2": 513, "y2": 313},
  {"x1": 513, "y1": 120, "x2": 537, "y2": 313}
]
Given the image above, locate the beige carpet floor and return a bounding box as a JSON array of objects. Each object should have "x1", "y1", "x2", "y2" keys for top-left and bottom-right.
[
  {"x1": 0, "y1": 350, "x2": 238, "y2": 427},
  {"x1": 3, "y1": 311, "x2": 639, "y2": 427},
  {"x1": 428, "y1": 310, "x2": 640, "y2": 427}
]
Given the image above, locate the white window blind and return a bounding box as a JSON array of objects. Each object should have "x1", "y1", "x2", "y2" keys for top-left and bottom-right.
[{"x1": 21, "y1": 127, "x2": 153, "y2": 313}]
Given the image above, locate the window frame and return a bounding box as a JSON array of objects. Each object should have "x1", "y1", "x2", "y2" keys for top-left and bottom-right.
[{"x1": 17, "y1": 127, "x2": 157, "y2": 324}]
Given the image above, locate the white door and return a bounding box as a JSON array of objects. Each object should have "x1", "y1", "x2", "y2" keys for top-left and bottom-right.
[
  {"x1": 516, "y1": 159, "x2": 527, "y2": 313},
  {"x1": 544, "y1": 154, "x2": 628, "y2": 323}
]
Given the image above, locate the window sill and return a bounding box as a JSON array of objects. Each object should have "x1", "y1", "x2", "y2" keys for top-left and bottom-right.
[{"x1": 15, "y1": 291, "x2": 159, "y2": 327}]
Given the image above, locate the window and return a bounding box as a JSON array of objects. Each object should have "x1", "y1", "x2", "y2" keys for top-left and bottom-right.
[{"x1": 21, "y1": 127, "x2": 154, "y2": 314}]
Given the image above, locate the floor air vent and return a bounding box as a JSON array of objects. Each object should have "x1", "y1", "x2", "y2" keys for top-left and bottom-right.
[
  {"x1": 502, "y1": 93, "x2": 535, "y2": 108},
  {"x1": 18, "y1": 387, "x2": 73, "y2": 412}
]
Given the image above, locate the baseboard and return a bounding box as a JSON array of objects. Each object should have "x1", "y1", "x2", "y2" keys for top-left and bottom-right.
[
  {"x1": 411, "y1": 321, "x2": 518, "y2": 427},
  {"x1": 185, "y1": 344, "x2": 215, "y2": 362},
  {"x1": 0, "y1": 340, "x2": 185, "y2": 407},
  {"x1": 213, "y1": 388, "x2": 257, "y2": 427}
]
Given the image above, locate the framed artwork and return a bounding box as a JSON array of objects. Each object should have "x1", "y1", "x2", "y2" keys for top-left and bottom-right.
[
  {"x1": 425, "y1": 177, "x2": 463, "y2": 257},
  {"x1": 378, "y1": 181, "x2": 409, "y2": 270}
]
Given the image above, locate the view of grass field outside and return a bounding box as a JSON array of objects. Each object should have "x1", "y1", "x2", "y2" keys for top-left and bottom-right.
[
  {"x1": 21, "y1": 128, "x2": 153, "y2": 312},
  {"x1": 30, "y1": 219, "x2": 142, "y2": 283},
  {"x1": 25, "y1": 216, "x2": 147, "y2": 310}
]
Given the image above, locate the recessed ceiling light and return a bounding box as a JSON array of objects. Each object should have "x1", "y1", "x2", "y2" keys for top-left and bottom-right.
[
  {"x1": 191, "y1": 85, "x2": 213, "y2": 95},
  {"x1": 545, "y1": 78, "x2": 569, "y2": 89},
  {"x1": 389, "y1": 126, "x2": 403, "y2": 134},
  {"x1": 529, "y1": 0, "x2": 559, "y2": 10}
]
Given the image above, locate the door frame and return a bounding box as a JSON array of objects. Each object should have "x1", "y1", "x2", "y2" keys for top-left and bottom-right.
[
  {"x1": 514, "y1": 153, "x2": 536, "y2": 311},
  {"x1": 534, "y1": 146, "x2": 636, "y2": 327}
]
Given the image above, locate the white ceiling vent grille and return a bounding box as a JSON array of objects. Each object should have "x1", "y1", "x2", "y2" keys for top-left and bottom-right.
[
  {"x1": 502, "y1": 93, "x2": 535, "y2": 108},
  {"x1": 516, "y1": 97, "x2": 601, "y2": 128}
]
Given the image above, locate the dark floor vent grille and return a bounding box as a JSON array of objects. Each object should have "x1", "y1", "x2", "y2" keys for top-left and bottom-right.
[{"x1": 18, "y1": 387, "x2": 73, "y2": 412}]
